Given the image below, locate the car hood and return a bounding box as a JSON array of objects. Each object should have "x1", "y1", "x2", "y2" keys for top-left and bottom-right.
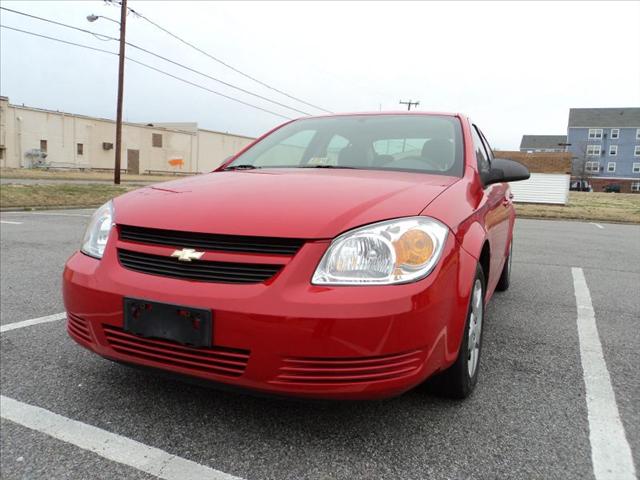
[{"x1": 114, "y1": 169, "x2": 458, "y2": 239}]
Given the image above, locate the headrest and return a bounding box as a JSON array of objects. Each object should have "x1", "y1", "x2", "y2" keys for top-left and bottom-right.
[{"x1": 421, "y1": 139, "x2": 453, "y2": 160}]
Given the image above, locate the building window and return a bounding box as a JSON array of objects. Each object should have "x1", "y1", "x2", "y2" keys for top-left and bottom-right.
[
  {"x1": 635, "y1": 145, "x2": 640, "y2": 156},
  {"x1": 633, "y1": 163, "x2": 640, "y2": 173},
  {"x1": 631, "y1": 182, "x2": 640, "y2": 192},
  {"x1": 607, "y1": 162, "x2": 616, "y2": 172},
  {"x1": 588, "y1": 128, "x2": 603, "y2": 140},
  {"x1": 609, "y1": 145, "x2": 618, "y2": 156},
  {"x1": 40, "y1": 139, "x2": 47, "y2": 152},
  {"x1": 610, "y1": 129, "x2": 619, "y2": 139},
  {"x1": 77, "y1": 143, "x2": 84, "y2": 155},
  {"x1": 585, "y1": 161, "x2": 600, "y2": 173},
  {"x1": 152, "y1": 133, "x2": 163, "y2": 148},
  {"x1": 586, "y1": 145, "x2": 601, "y2": 156}
]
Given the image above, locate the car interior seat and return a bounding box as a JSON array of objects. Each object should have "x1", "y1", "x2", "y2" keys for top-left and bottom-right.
[
  {"x1": 337, "y1": 144, "x2": 370, "y2": 167},
  {"x1": 420, "y1": 138, "x2": 454, "y2": 171}
]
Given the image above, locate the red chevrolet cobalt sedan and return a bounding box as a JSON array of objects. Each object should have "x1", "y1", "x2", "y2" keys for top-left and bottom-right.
[{"x1": 63, "y1": 113, "x2": 529, "y2": 400}]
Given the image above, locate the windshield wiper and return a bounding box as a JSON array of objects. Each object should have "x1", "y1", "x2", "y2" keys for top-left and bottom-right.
[
  {"x1": 224, "y1": 164, "x2": 260, "y2": 171},
  {"x1": 301, "y1": 165, "x2": 356, "y2": 169}
]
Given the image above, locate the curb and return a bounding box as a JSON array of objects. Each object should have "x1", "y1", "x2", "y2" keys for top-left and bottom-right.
[
  {"x1": 1, "y1": 205, "x2": 100, "y2": 212},
  {"x1": 517, "y1": 215, "x2": 639, "y2": 225}
]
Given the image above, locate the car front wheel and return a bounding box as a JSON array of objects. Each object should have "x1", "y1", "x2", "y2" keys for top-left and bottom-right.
[{"x1": 437, "y1": 264, "x2": 486, "y2": 399}]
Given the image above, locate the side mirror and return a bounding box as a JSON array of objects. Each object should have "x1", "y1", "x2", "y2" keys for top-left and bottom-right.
[{"x1": 483, "y1": 158, "x2": 530, "y2": 186}]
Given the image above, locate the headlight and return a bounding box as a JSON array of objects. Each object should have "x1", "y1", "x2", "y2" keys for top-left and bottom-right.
[
  {"x1": 312, "y1": 217, "x2": 449, "y2": 285},
  {"x1": 81, "y1": 200, "x2": 114, "y2": 259}
]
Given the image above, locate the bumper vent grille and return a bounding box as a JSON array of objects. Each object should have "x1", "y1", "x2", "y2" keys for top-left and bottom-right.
[
  {"x1": 103, "y1": 326, "x2": 250, "y2": 378},
  {"x1": 118, "y1": 249, "x2": 282, "y2": 283},
  {"x1": 274, "y1": 350, "x2": 423, "y2": 385},
  {"x1": 67, "y1": 313, "x2": 92, "y2": 344},
  {"x1": 119, "y1": 224, "x2": 305, "y2": 256}
]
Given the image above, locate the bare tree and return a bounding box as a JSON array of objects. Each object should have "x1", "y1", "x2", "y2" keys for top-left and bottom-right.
[{"x1": 572, "y1": 143, "x2": 596, "y2": 190}]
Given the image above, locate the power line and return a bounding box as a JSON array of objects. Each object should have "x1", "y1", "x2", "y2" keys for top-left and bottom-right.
[
  {"x1": 0, "y1": 25, "x2": 117, "y2": 55},
  {"x1": 0, "y1": 6, "x2": 311, "y2": 116},
  {"x1": 0, "y1": 7, "x2": 115, "y2": 41},
  {"x1": 124, "y1": 43, "x2": 311, "y2": 116},
  {"x1": 0, "y1": 24, "x2": 293, "y2": 120},
  {"x1": 105, "y1": 0, "x2": 333, "y2": 114}
]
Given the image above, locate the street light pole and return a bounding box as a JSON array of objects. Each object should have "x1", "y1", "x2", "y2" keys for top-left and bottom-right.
[{"x1": 114, "y1": 0, "x2": 127, "y2": 185}]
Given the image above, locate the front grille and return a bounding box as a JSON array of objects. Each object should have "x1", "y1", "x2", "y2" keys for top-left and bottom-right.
[
  {"x1": 273, "y1": 350, "x2": 423, "y2": 385},
  {"x1": 67, "y1": 313, "x2": 92, "y2": 344},
  {"x1": 119, "y1": 224, "x2": 304, "y2": 256},
  {"x1": 118, "y1": 249, "x2": 282, "y2": 283},
  {"x1": 103, "y1": 325, "x2": 250, "y2": 378}
]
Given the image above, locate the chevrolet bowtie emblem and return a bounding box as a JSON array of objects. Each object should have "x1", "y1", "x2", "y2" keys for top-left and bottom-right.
[{"x1": 171, "y1": 248, "x2": 204, "y2": 262}]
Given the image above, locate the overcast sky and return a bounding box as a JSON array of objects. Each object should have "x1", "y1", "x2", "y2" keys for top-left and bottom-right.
[{"x1": 1, "y1": 1, "x2": 639, "y2": 149}]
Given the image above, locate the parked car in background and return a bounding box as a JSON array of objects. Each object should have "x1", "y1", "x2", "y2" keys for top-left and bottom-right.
[
  {"x1": 570, "y1": 180, "x2": 592, "y2": 192},
  {"x1": 63, "y1": 113, "x2": 529, "y2": 400},
  {"x1": 603, "y1": 184, "x2": 621, "y2": 193}
]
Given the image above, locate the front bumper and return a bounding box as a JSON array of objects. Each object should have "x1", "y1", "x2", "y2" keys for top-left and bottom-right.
[{"x1": 63, "y1": 235, "x2": 476, "y2": 400}]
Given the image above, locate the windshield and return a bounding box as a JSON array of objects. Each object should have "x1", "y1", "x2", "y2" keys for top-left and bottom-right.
[{"x1": 226, "y1": 115, "x2": 464, "y2": 176}]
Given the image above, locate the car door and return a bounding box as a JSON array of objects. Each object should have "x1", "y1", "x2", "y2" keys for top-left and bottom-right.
[
  {"x1": 471, "y1": 124, "x2": 510, "y2": 291},
  {"x1": 479, "y1": 128, "x2": 512, "y2": 273}
]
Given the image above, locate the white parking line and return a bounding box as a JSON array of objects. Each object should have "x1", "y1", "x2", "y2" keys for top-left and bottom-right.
[
  {"x1": 0, "y1": 220, "x2": 23, "y2": 225},
  {"x1": 590, "y1": 222, "x2": 604, "y2": 229},
  {"x1": 571, "y1": 268, "x2": 636, "y2": 480},
  {"x1": 0, "y1": 312, "x2": 66, "y2": 333},
  {"x1": 0, "y1": 395, "x2": 244, "y2": 480}
]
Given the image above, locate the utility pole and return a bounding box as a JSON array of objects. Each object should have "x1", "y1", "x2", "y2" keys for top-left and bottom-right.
[
  {"x1": 114, "y1": 0, "x2": 127, "y2": 184},
  {"x1": 399, "y1": 100, "x2": 419, "y2": 111}
]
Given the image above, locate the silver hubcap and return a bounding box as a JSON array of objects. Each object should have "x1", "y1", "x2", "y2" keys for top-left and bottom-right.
[{"x1": 467, "y1": 279, "x2": 483, "y2": 378}]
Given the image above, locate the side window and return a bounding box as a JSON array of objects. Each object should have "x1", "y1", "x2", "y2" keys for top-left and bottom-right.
[
  {"x1": 471, "y1": 125, "x2": 491, "y2": 177},
  {"x1": 372, "y1": 138, "x2": 428, "y2": 159},
  {"x1": 478, "y1": 129, "x2": 495, "y2": 163}
]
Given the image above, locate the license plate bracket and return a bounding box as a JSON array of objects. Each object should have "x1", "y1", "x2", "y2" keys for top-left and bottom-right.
[{"x1": 123, "y1": 298, "x2": 212, "y2": 348}]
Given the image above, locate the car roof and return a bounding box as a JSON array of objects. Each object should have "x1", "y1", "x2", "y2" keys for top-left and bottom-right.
[{"x1": 297, "y1": 111, "x2": 464, "y2": 121}]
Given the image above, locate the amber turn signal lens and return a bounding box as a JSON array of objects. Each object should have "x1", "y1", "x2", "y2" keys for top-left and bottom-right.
[{"x1": 393, "y1": 229, "x2": 434, "y2": 268}]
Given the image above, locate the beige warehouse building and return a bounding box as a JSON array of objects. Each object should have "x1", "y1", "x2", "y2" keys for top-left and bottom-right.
[{"x1": 0, "y1": 96, "x2": 255, "y2": 173}]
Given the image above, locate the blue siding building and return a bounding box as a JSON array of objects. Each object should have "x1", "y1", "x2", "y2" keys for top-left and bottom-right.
[{"x1": 567, "y1": 108, "x2": 640, "y2": 192}]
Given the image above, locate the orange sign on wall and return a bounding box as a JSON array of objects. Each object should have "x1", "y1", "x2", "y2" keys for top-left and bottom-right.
[{"x1": 168, "y1": 158, "x2": 184, "y2": 169}]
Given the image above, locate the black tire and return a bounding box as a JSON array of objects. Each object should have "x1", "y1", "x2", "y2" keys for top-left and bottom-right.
[
  {"x1": 495, "y1": 241, "x2": 512, "y2": 292},
  {"x1": 437, "y1": 264, "x2": 486, "y2": 399}
]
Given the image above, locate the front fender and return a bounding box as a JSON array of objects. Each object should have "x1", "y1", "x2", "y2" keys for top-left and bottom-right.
[
  {"x1": 456, "y1": 219, "x2": 487, "y2": 262},
  {"x1": 441, "y1": 240, "x2": 482, "y2": 364}
]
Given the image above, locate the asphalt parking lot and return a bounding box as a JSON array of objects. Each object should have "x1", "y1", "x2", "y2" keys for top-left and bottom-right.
[{"x1": 1, "y1": 210, "x2": 638, "y2": 480}]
